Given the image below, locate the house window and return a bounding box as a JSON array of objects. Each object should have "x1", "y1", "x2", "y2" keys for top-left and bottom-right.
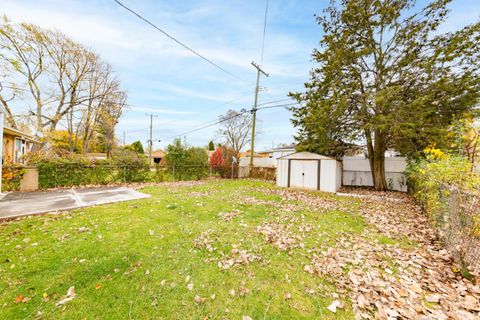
[{"x1": 14, "y1": 138, "x2": 26, "y2": 163}]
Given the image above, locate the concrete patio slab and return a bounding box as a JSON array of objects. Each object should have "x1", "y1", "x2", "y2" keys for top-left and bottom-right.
[{"x1": 0, "y1": 186, "x2": 150, "y2": 219}]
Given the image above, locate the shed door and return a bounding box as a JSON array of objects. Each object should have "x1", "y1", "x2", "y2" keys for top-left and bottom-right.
[{"x1": 290, "y1": 160, "x2": 318, "y2": 190}]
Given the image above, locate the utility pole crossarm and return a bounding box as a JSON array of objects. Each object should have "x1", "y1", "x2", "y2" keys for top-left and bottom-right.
[{"x1": 251, "y1": 61, "x2": 269, "y2": 78}]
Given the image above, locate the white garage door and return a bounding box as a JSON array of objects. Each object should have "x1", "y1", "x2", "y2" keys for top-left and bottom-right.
[{"x1": 290, "y1": 160, "x2": 318, "y2": 190}]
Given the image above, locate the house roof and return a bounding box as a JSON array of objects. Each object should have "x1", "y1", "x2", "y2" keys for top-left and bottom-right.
[
  {"x1": 3, "y1": 126, "x2": 38, "y2": 142},
  {"x1": 240, "y1": 150, "x2": 263, "y2": 158},
  {"x1": 279, "y1": 151, "x2": 337, "y2": 161},
  {"x1": 151, "y1": 149, "x2": 166, "y2": 158},
  {"x1": 262, "y1": 144, "x2": 296, "y2": 153}
]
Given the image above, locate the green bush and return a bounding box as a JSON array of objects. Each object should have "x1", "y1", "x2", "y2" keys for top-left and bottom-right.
[
  {"x1": 165, "y1": 139, "x2": 208, "y2": 181},
  {"x1": 407, "y1": 147, "x2": 480, "y2": 274},
  {"x1": 249, "y1": 167, "x2": 276, "y2": 181},
  {"x1": 27, "y1": 150, "x2": 151, "y2": 188},
  {"x1": 111, "y1": 150, "x2": 150, "y2": 182},
  {"x1": 407, "y1": 147, "x2": 480, "y2": 219},
  {"x1": 1, "y1": 164, "x2": 25, "y2": 191}
]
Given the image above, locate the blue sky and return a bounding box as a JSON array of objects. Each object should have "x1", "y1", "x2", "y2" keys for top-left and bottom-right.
[{"x1": 2, "y1": 0, "x2": 479, "y2": 151}]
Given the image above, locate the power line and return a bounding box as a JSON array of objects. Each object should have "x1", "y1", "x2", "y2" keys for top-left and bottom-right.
[
  {"x1": 121, "y1": 97, "x2": 295, "y2": 135},
  {"x1": 112, "y1": 0, "x2": 246, "y2": 83},
  {"x1": 249, "y1": 0, "x2": 270, "y2": 166},
  {"x1": 258, "y1": 98, "x2": 294, "y2": 106},
  {"x1": 260, "y1": 0, "x2": 269, "y2": 66},
  {"x1": 171, "y1": 102, "x2": 299, "y2": 138}
]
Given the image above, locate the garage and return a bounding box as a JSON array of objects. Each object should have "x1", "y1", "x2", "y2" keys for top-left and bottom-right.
[{"x1": 277, "y1": 152, "x2": 342, "y2": 193}]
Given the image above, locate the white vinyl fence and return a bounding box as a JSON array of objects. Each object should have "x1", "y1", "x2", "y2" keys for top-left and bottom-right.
[
  {"x1": 238, "y1": 157, "x2": 275, "y2": 178},
  {"x1": 342, "y1": 156, "x2": 408, "y2": 192}
]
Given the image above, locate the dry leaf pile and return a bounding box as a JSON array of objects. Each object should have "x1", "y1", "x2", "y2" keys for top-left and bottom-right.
[
  {"x1": 189, "y1": 190, "x2": 217, "y2": 198},
  {"x1": 261, "y1": 188, "x2": 337, "y2": 212},
  {"x1": 256, "y1": 221, "x2": 303, "y2": 251},
  {"x1": 218, "y1": 209, "x2": 242, "y2": 221},
  {"x1": 305, "y1": 191, "x2": 480, "y2": 319},
  {"x1": 193, "y1": 230, "x2": 215, "y2": 253},
  {"x1": 239, "y1": 196, "x2": 280, "y2": 208},
  {"x1": 218, "y1": 245, "x2": 261, "y2": 270}
]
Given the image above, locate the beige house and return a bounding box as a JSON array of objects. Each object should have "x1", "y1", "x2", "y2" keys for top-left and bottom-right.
[
  {"x1": 151, "y1": 149, "x2": 166, "y2": 164},
  {"x1": 2, "y1": 126, "x2": 38, "y2": 164}
]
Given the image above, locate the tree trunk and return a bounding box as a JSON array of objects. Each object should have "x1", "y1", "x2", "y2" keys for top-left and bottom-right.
[{"x1": 369, "y1": 130, "x2": 388, "y2": 191}]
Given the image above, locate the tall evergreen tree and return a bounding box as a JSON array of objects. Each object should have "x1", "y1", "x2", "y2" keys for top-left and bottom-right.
[
  {"x1": 208, "y1": 140, "x2": 215, "y2": 151},
  {"x1": 290, "y1": 0, "x2": 479, "y2": 190}
]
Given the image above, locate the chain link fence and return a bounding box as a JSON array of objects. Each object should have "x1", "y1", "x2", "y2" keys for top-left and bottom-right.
[{"x1": 438, "y1": 186, "x2": 480, "y2": 274}]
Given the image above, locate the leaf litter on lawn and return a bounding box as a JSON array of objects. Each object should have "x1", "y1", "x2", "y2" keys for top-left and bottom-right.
[{"x1": 305, "y1": 190, "x2": 480, "y2": 319}]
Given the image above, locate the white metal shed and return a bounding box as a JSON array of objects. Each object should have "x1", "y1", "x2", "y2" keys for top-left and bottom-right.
[{"x1": 277, "y1": 152, "x2": 342, "y2": 193}]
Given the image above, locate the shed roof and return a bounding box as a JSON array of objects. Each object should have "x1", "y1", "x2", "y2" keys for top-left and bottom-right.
[{"x1": 279, "y1": 151, "x2": 337, "y2": 161}]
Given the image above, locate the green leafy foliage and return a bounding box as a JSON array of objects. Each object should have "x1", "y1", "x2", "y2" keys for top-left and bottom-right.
[
  {"x1": 208, "y1": 140, "x2": 215, "y2": 151},
  {"x1": 110, "y1": 150, "x2": 150, "y2": 182},
  {"x1": 124, "y1": 141, "x2": 145, "y2": 154},
  {"x1": 26, "y1": 150, "x2": 150, "y2": 188},
  {"x1": 407, "y1": 147, "x2": 480, "y2": 217},
  {"x1": 1, "y1": 164, "x2": 25, "y2": 191},
  {"x1": 165, "y1": 139, "x2": 208, "y2": 180},
  {"x1": 290, "y1": 0, "x2": 480, "y2": 190},
  {"x1": 407, "y1": 147, "x2": 480, "y2": 272}
]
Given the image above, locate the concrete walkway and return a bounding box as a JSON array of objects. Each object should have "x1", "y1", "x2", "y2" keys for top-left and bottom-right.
[{"x1": 0, "y1": 186, "x2": 150, "y2": 219}]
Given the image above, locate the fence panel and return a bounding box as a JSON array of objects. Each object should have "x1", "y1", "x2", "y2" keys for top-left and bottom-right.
[{"x1": 438, "y1": 186, "x2": 480, "y2": 273}]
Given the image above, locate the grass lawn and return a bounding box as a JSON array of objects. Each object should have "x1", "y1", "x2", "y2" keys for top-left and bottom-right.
[{"x1": 1, "y1": 180, "x2": 390, "y2": 319}]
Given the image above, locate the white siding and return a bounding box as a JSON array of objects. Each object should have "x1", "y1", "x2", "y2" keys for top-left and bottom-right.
[
  {"x1": 319, "y1": 160, "x2": 335, "y2": 192},
  {"x1": 276, "y1": 159, "x2": 289, "y2": 187},
  {"x1": 336, "y1": 161, "x2": 343, "y2": 191}
]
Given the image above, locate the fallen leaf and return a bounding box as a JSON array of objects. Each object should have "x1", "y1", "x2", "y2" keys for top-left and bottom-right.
[
  {"x1": 56, "y1": 286, "x2": 76, "y2": 306},
  {"x1": 327, "y1": 300, "x2": 341, "y2": 313},
  {"x1": 425, "y1": 294, "x2": 441, "y2": 303},
  {"x1": 194, "y1": 295, "x2": 206, "y2": 304}
]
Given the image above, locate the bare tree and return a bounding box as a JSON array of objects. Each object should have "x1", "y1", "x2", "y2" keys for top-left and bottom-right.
[
  {"x1": 0, "y1": 16, "x2": 127, "y2": 153},
  {"x1": 95, "y1": 90, "x2": 126, "y2": 158},
  {"x1": 216, "y1": 109, "x2": 254, "y2": 157},
  {"x1": 0, "y1": 17, "x2": 49, "y2": 132}
]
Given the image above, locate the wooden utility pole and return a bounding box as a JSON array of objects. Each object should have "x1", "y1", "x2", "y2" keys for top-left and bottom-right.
[
  {"x1": 249, "y1": 61, "x2": 268, "y2": 167},
  {"x1": 146, "y1": 113, "x2": 158, "y2": 163}
]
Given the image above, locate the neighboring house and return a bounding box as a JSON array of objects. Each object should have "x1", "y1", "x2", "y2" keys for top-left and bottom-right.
[
  {"x1": 151, "y1": 149, "x2": 166, "y2": 164},
  {"x1": 2, "y1": 126, "x2": 38, "y2": 164},
  {"x1": 239, "y1": 150, "x2": 264, "y2": 158},
  {"x1": 263, "y1": 145, "x2": 296, "y2": 163}
]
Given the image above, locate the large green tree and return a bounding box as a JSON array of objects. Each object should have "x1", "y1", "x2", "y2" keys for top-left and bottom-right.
[{"x1": 290, "y1": 0, "x2": 479, "y2": 190}]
